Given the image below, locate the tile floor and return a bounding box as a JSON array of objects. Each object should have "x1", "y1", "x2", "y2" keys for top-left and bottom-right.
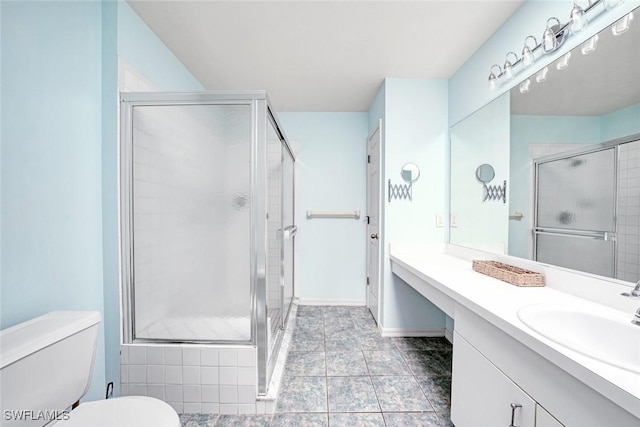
[{"x1": 180, "y1": 305, "x2": 454, "y2": 426}]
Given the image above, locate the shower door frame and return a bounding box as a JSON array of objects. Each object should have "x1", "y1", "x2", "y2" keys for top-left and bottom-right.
[
  {"x1": 120, "y1": 91, "x2": 294, "y2": 395},
  {"x1": 261, "y1": 109, "x2": 297, "y2": 395}
]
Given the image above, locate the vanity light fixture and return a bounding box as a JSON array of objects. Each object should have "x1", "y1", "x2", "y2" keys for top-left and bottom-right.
[
  {"x1": 557, "y1": 52, "x2": 572, "y2": 70},
  {"x1": 521, "y1": 36, "x2": 538, "y2": 69},
  {"x1": 519, "y1": 78, "x2": 531, "y2": 94},
  {"x1": 569, "y1": 1, "x2": 589, "y2": 34},
  {"x1": 536, "y1": 66, "x2": 549, "y2": 83},
  {"x1": 503, "y1": 52, "x2": 518, "y2": 80},
  {"x1": 488, "y1": 64, "x2": 502, "y2": 90},
  {"x1": 486, "y1": 0, "x2": 623, "y2": 89},
  {"x1": 612, "y1": 12, "x2": 634, "y2": 35},
  {"x1": 543, "y1": 17, "x2": 564, "y2": 52},
  {"x1": 581, "y1": 34, "x2": 599, "y2": 54}
]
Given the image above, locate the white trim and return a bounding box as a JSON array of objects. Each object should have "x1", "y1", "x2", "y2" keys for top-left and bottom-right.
[
  {"x1": 444, "y1": 328, "x2": 454, "y2": 344},
  {"x1": 380, "y1": 327, "x2": 445, "y2": 338},
  {"x1": 297, "y1": 299, "x2": 366, "y2": 306}
]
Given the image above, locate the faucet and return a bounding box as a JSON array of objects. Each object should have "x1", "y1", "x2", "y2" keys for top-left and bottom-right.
[
  {"x1": 621, "y1": 280, "x2": 640, "y2": 298},
  {"x1": 632, "y1": 308, "x2": 640, "y2": 326}
]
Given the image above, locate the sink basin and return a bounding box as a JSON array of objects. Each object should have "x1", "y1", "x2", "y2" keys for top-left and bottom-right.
[{"x1": 517, "y1": 303, "x2": 640, "y2": 374}]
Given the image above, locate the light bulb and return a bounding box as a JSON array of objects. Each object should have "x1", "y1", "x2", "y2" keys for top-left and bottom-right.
[
  {"x1": 557, "y1": 52, "x2": 572, "y2": 70},
  {"x1": 536, "y1": 67, "x2": 549, "y2": 83},
  {"x1": 569, "y1": 2, "x2": 588, "y2": 34},
  {"x1": 612, "y1": 12, "x2": 634, "y2": 36},
  {"x1": 542, "y1": 18, "x2": 561, "y2": 53},
  {"x1": 488, "y1": 65, "x2": 501, "y2": 90},
  {"x1": 581, "y1": 34, "x2": 599, "y2": 55},
  {"x1": 503, "y1": 52, "x2": 518, "y2": 81},
  {"x1": 521, "y1": 36, "x2": 537, "y2": 69}
]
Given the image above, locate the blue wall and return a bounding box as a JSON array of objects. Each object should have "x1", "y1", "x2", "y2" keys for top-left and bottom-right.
[
  {"x1": 0, "y1": 0, "x2": 204, "y2": 402},
  {"x1": 370, "y1": 79, "x2": 449, "y2": 332},
  {"x1": 1, "y1": 0, "x2": 106, "y2": 401},
  {"x1": 278, "y1": 113, "x2": 369, "y2": 303},
  {"x1": 601, "y1": 102, "x2": 640, "y2": 141}
]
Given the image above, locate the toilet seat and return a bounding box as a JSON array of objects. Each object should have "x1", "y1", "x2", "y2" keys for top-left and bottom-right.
[{"x1": 55, "y1": 396, "x2": 180, "y2": 427}]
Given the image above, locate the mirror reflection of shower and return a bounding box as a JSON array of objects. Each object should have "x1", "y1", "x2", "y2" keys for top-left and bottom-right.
[{"x1": 533, "y1": 135, "x2": 640, "y2": 282}]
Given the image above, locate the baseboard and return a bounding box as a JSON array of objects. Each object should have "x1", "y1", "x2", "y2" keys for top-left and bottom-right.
[
  {"x1": 380, "y1": 327, "x2": 446, "y2": 338},
  {"x1": 444, "y1": 328, "x2": 454, "y2": 343},
  {"x1": 298, "y1": 299, "x2": 366, "y2": 306}
]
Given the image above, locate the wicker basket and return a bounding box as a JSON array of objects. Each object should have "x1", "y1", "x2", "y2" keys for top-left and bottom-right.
[{"x1": 472, "y1": 260, "x2": 545, "y2": 287}]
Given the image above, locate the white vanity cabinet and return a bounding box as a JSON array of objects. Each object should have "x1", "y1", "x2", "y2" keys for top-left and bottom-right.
[
  {"x1": 451, "y1": 304, "x2": 638, "y2": 427},
  {"x1": 389, "y1": 249, "x2": 640, "y2": 427},
  {"x1": 452, "y1": 332, "x2": 536, "y2": 427}
]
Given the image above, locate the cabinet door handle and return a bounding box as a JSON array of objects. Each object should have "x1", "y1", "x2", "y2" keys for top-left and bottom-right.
[{"x1": 509, "y1": 403, "x2": 522, "y2": 427}]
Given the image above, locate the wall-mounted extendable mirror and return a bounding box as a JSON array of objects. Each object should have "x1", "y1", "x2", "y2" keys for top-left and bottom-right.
[
  {"x1": 401, "y1": 163, "x2": 420, "y2": 183},
  {"x1": 475, "y1": 164, "x2": 495, "y2": 183}
]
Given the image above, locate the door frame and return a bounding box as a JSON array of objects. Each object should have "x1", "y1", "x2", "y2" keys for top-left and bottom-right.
[{"x1": 366, "y1": 119, "x2": 382, "y2": 324}]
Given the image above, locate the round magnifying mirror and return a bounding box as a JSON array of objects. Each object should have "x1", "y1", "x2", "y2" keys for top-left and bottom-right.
[
  {"x1": 401, "y1": 163, "x2": 420, "y2": 183},
  {"x1": 475, "y1": 164, "x2": 495, "y2": 183}
]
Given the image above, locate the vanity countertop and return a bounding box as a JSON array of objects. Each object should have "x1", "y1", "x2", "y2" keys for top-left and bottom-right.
[{"x1": 389, "y1": 244, "x2": 640, "y2": 419}]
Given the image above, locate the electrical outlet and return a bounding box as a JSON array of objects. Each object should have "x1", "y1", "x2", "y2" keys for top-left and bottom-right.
[
  {"x1": 436, "y1": 214, "x2": 444, "y2": 227},
  {"x1": 450, "y1": 214, "x2": 458, "y2": 227}
]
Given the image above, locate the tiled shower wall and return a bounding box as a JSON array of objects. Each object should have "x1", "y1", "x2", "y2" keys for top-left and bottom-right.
[
  {"x1": 617, "y1": 140, "x2": 640, "y2": 281},
  {"x1": 120, "y1": 344, "x2": 274, "y2": 415}
]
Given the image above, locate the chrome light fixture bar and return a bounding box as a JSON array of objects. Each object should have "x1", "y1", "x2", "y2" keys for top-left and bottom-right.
[{"x1": 487, "y1": 0, "x2": 628, "y2": 89}]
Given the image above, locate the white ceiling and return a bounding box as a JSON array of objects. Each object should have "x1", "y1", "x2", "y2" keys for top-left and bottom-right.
[{"x1": 127, "y1": 0, "x2": 524, "y2": 112}]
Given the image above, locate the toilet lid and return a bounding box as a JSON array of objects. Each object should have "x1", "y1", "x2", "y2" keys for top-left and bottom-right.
[{"x1": 56, "y1": 396, "x2": 180, "y2": 427}]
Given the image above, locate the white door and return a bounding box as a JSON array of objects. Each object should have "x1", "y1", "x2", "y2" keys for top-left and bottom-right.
[{"x1": 366, "y1": 120, "x2": 382, "y2": 323}]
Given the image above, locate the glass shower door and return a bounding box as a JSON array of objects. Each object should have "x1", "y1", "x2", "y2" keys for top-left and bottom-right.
[
  {"x1": 266, "y1": 122, "x2": 282, "y2": 356},
  {"x1": 534, "y1": 147, "x2": 616, "y2": 277},
  {"x1": 282, "y1": 148, "x2": 295, "y2": 325},
  {"x1": 128, "y1": 103, "x2": 253, "y2": 342}
]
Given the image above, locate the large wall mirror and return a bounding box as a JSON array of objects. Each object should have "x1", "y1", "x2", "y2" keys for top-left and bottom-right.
[{"x1": 450, "y1": 7, "x2": 640, "y2": 284}]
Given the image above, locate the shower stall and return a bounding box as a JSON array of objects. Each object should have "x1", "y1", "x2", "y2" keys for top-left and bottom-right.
[{"x1": 119, "y1": 91, "x2": 295, "y2": 408}]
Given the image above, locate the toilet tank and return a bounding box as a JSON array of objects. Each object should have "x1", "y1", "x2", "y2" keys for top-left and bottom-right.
[{"x1": 0, "y1": 311, "x2": 101, "y2": 427}]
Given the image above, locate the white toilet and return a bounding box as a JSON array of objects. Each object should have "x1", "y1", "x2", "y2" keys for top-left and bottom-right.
[{"x1": 0, "y1": 311, "x2": 180, "y2": 427}]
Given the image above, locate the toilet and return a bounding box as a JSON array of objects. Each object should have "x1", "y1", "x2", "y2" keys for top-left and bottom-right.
[{"x1": 0, "y1": 311, "x2": 180, "y2": 427}]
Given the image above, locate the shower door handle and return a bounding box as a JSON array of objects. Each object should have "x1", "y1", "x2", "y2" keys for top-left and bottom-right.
[{"x1": 283, "y1": 225, "x2": 297, "y2": 239}]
